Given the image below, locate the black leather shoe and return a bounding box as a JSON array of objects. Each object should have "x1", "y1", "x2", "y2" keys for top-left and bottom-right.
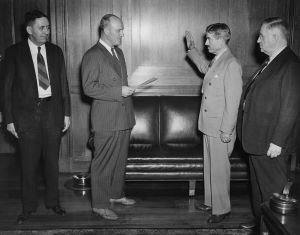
[
  {"x1": 195, "y1": 203, "x2": 212, "y2": 212},
  {"x1": 207, "y1": 212, "x2": 230, "y2": 223},
  {"x1": 47, "y1": 205, "x2": 66, "y2": 216},
  {"x1": 16, "y1": 211, "x2": 33, "y2": 225}
]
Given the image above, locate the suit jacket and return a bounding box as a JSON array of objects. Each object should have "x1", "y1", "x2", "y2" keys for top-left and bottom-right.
[
  {"x1": 237, "y1": 47, "x2": 300, "y2": 155},
  {"x1": 81, "y1": 42, "x2": 135, "y2": 131},
  {"x1": 188, "y1": 48, "x2": 243, "y2": 137},
  {"x1": 3, "y1": 40, "x2": 70, "y2": 131}
]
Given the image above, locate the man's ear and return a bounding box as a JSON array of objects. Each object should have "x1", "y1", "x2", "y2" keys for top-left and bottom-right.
[
  {"x1": 104, "y1": 27, "x2": 109, "y2": 35},
  {"x1": 271, "y1": 28, "x2": 280, "y2": 42},
  {"x1": 26, "y1": 25, "x2": 32, "y2": 35}
]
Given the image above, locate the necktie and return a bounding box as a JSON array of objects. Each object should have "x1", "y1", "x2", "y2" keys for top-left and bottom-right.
[
  {"x1": 111, "y1": 47, "x2": 118, "y2": 60},
  {"x1": 37, "y1": 46, "x2": 50, "y2": 90},
  {"x1": 208, "y1": 58, "x2": 215, "y2": 68},
  {"x1": 243, "y1": 59, "x2": 269, "y2": 109}
]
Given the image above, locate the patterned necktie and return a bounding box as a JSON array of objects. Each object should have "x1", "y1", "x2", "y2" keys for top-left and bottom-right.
[
  {"x1": 111, "y1": 47, "x2": 119, "y2": 60},
  {"x1": 243, "y1": 59, "x2": 269, "y2": 109},
  {"x1": 37, "y1": 46, "x2": 50, "y2": 90}
]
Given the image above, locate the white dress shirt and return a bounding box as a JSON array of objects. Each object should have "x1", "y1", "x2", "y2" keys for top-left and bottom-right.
[
  {"x1": 99, "y1": 38, "x2": 119, "y2": 59},
  {"x1": 28, "y1": 39, "x2": 52, "y2": 98},
  {"x1": 268, "y1": 46, "x2": 287, "y2": 64}
]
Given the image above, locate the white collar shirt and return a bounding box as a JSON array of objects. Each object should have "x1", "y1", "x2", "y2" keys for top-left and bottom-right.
[
  {"x1": 268, "y1": 46, "x2": 287, "y2": 64},
  {"x1": 28, "y1": 38, "x2": 52, "y2": 98},
  {"x1": 99, "y1": 38, "x2": 119, "y2": 59}
]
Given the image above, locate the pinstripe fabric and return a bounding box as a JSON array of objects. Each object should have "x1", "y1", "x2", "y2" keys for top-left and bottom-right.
[
  {"x1": 203, "y1": 134, "x2": 235, "y2": 215},
  {"x1": 82, "y1": 43, "x2": 135, "y2": 131},
  {"x1": 91, "y1": 129, "x2": 131, "y2": 208},
  {"x1": 82, "y1": 42, "x2": 135, "y2": 209}
]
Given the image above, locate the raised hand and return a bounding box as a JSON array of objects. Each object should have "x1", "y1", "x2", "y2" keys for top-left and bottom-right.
[{"x1": 185, "y1": 31, "x2": 195, "y2": 50}]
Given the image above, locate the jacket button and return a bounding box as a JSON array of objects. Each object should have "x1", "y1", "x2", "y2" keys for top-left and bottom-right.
[
  {"x1": 204, "y1": 109, "x2": 207, "y2": 112},
  {"x1": 209, "y1": 82, "x2": 211, "y2": 85},
  {"x1": 113, "y1": 77, "x2": 116, "y2": 81},
  {"x1": 204, "y1": 96, "x2": 207, "y2": 99}
]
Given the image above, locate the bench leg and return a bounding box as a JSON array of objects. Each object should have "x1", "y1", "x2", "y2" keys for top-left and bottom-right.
[{"x1": 189, "y1": 180, "x2": 196, "y2": 196}]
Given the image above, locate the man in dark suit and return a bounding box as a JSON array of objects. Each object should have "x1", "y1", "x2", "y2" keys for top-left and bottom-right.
[
  {"x1": 2, "y1": 10, "x2": 71, "y2": 224},
  {"x1": 238, "y1": 17, "x2": 300, "y2": 228},
  {"x1": 81, "y1": 14, "x2": 136, "y2": 220}
]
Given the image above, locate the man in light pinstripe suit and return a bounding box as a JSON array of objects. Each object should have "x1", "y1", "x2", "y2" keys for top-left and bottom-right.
[{"x1": 81, "y1": 14, "x2": 136, "y2": 220}]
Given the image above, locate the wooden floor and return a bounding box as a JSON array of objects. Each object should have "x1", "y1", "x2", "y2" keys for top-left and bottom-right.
[{"x1": 0, "y1": 154, "x2": 256, "y2": 234}]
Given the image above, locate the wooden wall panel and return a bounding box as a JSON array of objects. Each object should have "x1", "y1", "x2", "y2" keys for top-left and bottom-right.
[
  {"x1": 290, "y1": 0, "x2": 300, "y2": 55},
  {"x1": 48, "y1": 0, "x2": 300, "y2": 172},
  {"x1": 0, "y1": 0, "x2": 14, "y2": 55},
  {"x1": 1, "y1": 0, "x2": 299, "y2": 169},
  {"x1": 12, "y1": 0, "x2": 49, "y2": 42},
  {"x1": 129, "y1": 0, "x2": 250, "y2": 94}
]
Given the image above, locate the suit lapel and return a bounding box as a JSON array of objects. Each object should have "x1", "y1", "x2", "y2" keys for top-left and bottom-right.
[
  {"x1": 96, "y1": 42, "x2": 122, "y2": 77},
  {"x1": 45, "y1": 43, "x2": 54, "y2": 86},
  {"x1": 242, "y1": 47, "x2": 290, "y2": 98},
  {"x1": 22, "y1": 41, "x2": 36, "y2": 78},
  {"x1": 22, "y1": 41, "x2": 39, "y2": 98},
  {"x1": 205, "y1": 49, "x2": 232, "y2": 81},
  {"x1": 255, "y1": 47, "x2": 290, "y2": 82}
]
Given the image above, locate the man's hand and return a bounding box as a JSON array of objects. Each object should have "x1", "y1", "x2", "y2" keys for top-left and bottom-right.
[
  {"x1": 220, "y1": 131, "x2": 231, "y2": 143},
  {"x1": 62, "y1": 116, "x2": 71, "y2": 132},
  {"x1": 122, "y1": 86, "x2": 135, "y2": 97},
  {"x1": 7, "y1": 123, "x2": 18, "y2": 138},
  {"x1": 267, "y1": 143, "x2": 282, "y2": 158},
  {"x1": 185, "y1": 31, "x2": 195, "y2": 50}
]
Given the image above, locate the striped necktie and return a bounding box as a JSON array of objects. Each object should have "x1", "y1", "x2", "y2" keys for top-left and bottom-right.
[
  {"x1": 37, "y1": 46, "x2": 50, "y2": 90},
  {"x1": 242, "y1": 59, "x2": 269, "y2": 109},
  {"x1": 111, "y1": 47, "x2": 119, "y2": 60}
]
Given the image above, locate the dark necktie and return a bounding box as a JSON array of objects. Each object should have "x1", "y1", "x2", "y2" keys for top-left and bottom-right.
[
  {"x1": 111, "y1": 47, "x2": 119, "y2": 60},
  {"x1": 243, "y1": 59, "x2": 269, "y2": 109},
  {"x1": 208, "y1": 57, "x2": 215, "y2": 68},
  {"x1": 37, "y1": 46, "x2": 50, "y2": 90}
]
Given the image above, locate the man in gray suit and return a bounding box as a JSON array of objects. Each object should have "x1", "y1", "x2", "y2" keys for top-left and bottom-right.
[
  {"x1": 81, "y1": 14, "x2": 136, "y2": 220},
  {"x1": 185, "y1": 24, "x2": 242, "y2": 223}
]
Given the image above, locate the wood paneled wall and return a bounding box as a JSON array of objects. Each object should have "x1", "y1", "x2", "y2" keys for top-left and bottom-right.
[{"x1": 1, "y1": 0, "x2": 299, "y2": 171}]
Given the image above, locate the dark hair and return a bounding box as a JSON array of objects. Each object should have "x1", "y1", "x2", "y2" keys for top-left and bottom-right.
[
  {"x1": 24, "y1": 10, "x2": 47, "y2": 27},
  {"x1": 262, "y1": 17, "x2": 289, "y2": 41},
  {"x1": 99, "y1": 14, "x2": 121, "y2": 33},
  {"x1": 206, "y1": 23, "x2": 231, "y2": 44}
]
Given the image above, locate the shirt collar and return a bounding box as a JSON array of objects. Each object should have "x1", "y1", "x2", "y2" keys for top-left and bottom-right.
[
  {"x1": 99, "y1": 38, "x2": 113, "y2": 55},
  {"x1": 214, "y1": 47, "x2": 228, "y2": 61},
  {"x1": 28, "y1": 38, "x2": 46, "y2": 52},
  {"x1": 268, "y1": 46, "x2": 287, "y2": 63}
]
